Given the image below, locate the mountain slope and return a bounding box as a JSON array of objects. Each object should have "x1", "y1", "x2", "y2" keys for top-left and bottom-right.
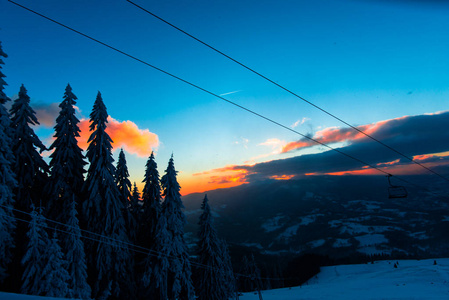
[
  {"x1": 241, "y1": 258, "x2": 449, "y2": 299},
  {"x1": 183, "y1": 174, "x2": 449, "y2": 261}
]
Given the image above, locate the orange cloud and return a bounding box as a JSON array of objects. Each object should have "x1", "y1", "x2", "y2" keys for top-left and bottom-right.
[
  {"x1": 376, "y1": 159, "x2": 400, "y2": 167},
  {"x1": 180, "y1": 166, "x2": 250, "y2": 195},
  {"x1": 324, "y1": 158, "x2": 449, "y2": 177},
  {"x1": 78, "y1": 117, "x2": 159, "y2": 157},
  {"x1": 281, "y1": 116, "x2": 410, "y2": 154},
  {"x1": 413, "y1": 151, "x2": 449, "y2": 162},
  {"x1": 282, "y1": 141, "x2": 314, "y2": 153},
  {"x1": 270, "y1": 174, "x2": 296, "y2": 180}
]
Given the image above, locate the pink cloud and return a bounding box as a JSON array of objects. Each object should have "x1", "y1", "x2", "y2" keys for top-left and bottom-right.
[{"x1": 281, "y1": 116, "x2": 410, "y2": 153}]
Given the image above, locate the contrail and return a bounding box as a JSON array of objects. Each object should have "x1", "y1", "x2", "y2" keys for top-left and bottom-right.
[{"x1": 219, "y1": 90, "x2": 241, "y2": 96}]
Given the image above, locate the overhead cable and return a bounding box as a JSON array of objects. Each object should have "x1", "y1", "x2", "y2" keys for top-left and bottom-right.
[
  {"x1": 125, "y1": 0, "x2": 449, "y2": 183},
  {"x1": 0, "y1": 206, "x2": 291, "y2": 281},
  {"x1": 6, "y1": 0, "x2": 443, "y2": 195}
]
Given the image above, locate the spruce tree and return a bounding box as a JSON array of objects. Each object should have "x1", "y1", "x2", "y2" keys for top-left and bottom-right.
[
  {"x1": 115, "y1": 149, "x2": 136, "y2": 242},
  {"x1": 114, "y1": 149, "x2": 136, "y2": 296},
  {"x1": 64, "y1": 198, "x2": 91, "y2": 299},
  {"x1": 130, "y1": 182, "x2": 141, "y2": 228},
  {"x1": 47, "y1": 84, "x2": 86, "y2": 223},
  {"x1": 0, "y1": 41, "x2": 9, "y2": 105},
  {"x1": 218, "y1": 239, "x2": 236, "y2": 298},
  {"x1": 139, "y1": 152, "x2": 161, "y2": 251},
  {"x1": 0, "y1": 41, "x2": 16, "y2": 284},
  {"x1": 195, "y1": 195, "x2": 228, "y2": 300},
  {"x1": 161, "y1": 155, "x2": 195, "y2": 300},
  {"x1": 10, "y1": 85, "x2": 49, "y2": 212},
  {"x1": 246, "y1": 254, "x2": 262, "y2": 292},
  {"x1": 83, "y1": 92, "x2": 133, "y2": 299},
  {"x1": 21, "y1": 207, "x2": 50, "y2": 295},
  {"x1": 137, "y1": 152, "x2": 162, "y2": 296},
  {"x1": 142, "y1": 212, "x2": 170, "y2": 299},
  {"x1": 0, "y1": 106, "x2": 16, "y2": 283},
  {"x1": 40, "y1": 232, "x2": 70, "y2": 298}
]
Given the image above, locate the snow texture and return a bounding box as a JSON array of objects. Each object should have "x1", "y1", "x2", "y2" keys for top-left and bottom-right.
[{"x1": 241, "y1": 258, "x2": 449, "y2": 299}]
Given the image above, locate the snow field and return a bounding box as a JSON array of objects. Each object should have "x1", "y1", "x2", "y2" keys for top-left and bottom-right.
[{"x1": 241, "y1": 258, "x2": 449, "y2": 299}]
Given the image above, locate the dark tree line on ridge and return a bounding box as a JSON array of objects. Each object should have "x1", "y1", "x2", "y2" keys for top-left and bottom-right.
[{"x1": 0, "y1": 41, "x2": 235, "y2": 300}]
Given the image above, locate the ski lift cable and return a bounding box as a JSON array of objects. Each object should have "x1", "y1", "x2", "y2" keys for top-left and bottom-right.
[
  {"x1": 0, "y1": 211, "x2": 233, "y2": 276},
  {"x1": 0, "y1": 203, "x2": 200, "y2": 267},
  {"x1": 125, "y1": 0, "x2": 449, "y2": 184},
  {"x1": 8, "y1": 0, "x2": 443, "y2": 197},
  {"x1": 0, "y1": 210, "x2": 293, "y2": 281}
]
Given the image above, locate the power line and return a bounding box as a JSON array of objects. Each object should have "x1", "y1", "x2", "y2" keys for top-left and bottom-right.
[
  {"x1": 6, "y1": 0, "x2": 446, "y2": 196},
  {"x1": 125, "y1": 0, "x2": 449, "y2": 184},
  {"x1": 6, "y1": 2, "x2": 445, "y2": 285},
  {"x1": 0, "y1": 206, "x2": 291, "y2": 281}
]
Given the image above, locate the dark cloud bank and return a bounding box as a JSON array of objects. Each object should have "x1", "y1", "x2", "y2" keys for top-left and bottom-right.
[{"x1": 236, "y1": 112, "x2": 449, "y2": 182}]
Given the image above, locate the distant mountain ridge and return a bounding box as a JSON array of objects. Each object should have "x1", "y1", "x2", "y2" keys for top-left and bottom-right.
[{"x1": 183, "y1": 174, "x2": 449, "y2": 261}]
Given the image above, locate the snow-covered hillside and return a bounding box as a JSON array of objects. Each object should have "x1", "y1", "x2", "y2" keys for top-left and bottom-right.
[
  {"x1": 0, "y1": 293, "x2": 78, "y2": 299},
  {"x1": 241, "y1": 258, "x2": 449, "y2": 299},
  {"x1": 2, "y1": 258, "x2": 448, "y2": 300}
]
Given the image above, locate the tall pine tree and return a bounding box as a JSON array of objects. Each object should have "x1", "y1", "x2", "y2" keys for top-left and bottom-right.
[
  {"x1": 47, "y1": 84, "x2": 86, "y2": 223},
  {"x1": 83, "y1": 92, "x2": 133, "y2": 299},
  {"x1": 10, "y1": 85, "x2": 48, "y2": 293},
  {"x1": 218, "y1": 239, "x2": 236, "y2": 298},
  {"x1": 0, "y1": 41, "x2": 16, "y2": 284},
  {"x1": 0, "y1": 41, "x2": 9, "y2": 105},
  {"x1": 114, "y1": 149, "x2": 136, "y2": 297},
  {"x1": 40, "y1": 232, "x2": 70, "y2": 298},
  {"x1": 195, "y1": 195, "x2": 232, "y2": 300},
  {"x1": 139, "y1": 152, "x2": 161, "y2": 251},
  {"x1": 130, "y1": 182, "x2": 141, "y2": 229},
  {"x1": 115, "y1": 149, "x2": 136, "y2": 242},
  {"x1": 142, "y1": 212, "x2": 170, "y2": 299},
  {"x1": 64, "y1": 198, "x2": 91, "y2": 299},
  {"x1": 137, "y1": 152, "x2": 162, "y2": 297},
  {"x1": 10, "y1": 85, "x2": 49, "y2": 212},
  {"x1": 161, "y1": 155, "x2": 195, "y2": 300},
  {"x1": 21, "y1": 207, "x2": 50, "y2": 296}
]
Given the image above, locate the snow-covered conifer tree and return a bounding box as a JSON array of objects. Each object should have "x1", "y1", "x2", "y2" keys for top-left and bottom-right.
[
  {"x1": 64, "y1": 198, "x2": 91, "y2": 299},
  {"x1": 11, "y1": 85, "x2": 48, "y2": 293},
  {"x1": 137, "y1": 152, "x2": 162, "y2": 296},
  {"x1": 114, "y1": 148, "x2": 136, "y2": 295},
  {"x1": 130, "y1": 182, "x2": 141, "y2": 227},
  {"x1": 195, "y1": 194, "x2": 229, "y2": 300},
  {"x1": 142, "y1": 212, "x2": 170, "y2": 299},
  {"x1": 161, "y1": 155, "x2": 195, "y2": 300},
  {"x1": 47, "y1": 84, "x2": 86, "y2": 223},
  {"x1": 245, "y1": 254, "x2": 262, "y2": 292},
  {"x1": 83, "y1": 92, "x2": 133, "y2": 299},
  {"x1": 139, "y1": 152, "x2": 161, "y2": 250},
  {"x1": 21, "y1": 207, "x2": 50, "y2": 295},
  {"x1": 240, "y1": 256, "x2": 252, "y2": 292},
  {"x1": 0, "y1": 41, "x2": 16, "y2": 283},
  {"x1": 218, "y1": 239, "x2": 236, "y2": 298},
  {"x1": 115, "y1": 149, "x2": 136, "y2": 242},
  {"x1": 10, "y1": 85, "x2": 49, "y2": 212},
  {"x1": 0, "y1": 41, "x2": 9, "y2": 105},
  {"x1": 40, "y1": 232, "x2": 70, "y2": 298}
]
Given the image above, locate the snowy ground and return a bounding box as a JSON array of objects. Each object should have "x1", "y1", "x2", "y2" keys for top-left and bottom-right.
[
  {"x1": 241, "y1": 258, "x2": 449, "y2": 299},
  {"x1": 0, "y1": 293, "x2": 76, "y2": 299},
  {"x1": 2, "y1": 258, "x2": 448, "y2": 299}
]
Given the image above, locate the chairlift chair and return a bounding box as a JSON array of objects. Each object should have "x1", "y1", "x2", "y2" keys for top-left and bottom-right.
[{"x1": 387, "y1": 175, "x2": 407, "y2": 199}]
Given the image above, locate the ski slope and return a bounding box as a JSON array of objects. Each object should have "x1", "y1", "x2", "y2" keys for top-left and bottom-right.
[
  {"x1": 241, "y1": 258, "x2": 449, "y2": 299},
  {"x1": 2, "y1": 258, "x2": 448, "y2": 299}
]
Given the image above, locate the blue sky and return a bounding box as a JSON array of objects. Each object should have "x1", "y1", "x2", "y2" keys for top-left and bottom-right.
[{"x1": 1, "y1": 0, "x2": 448, "y2": 194}]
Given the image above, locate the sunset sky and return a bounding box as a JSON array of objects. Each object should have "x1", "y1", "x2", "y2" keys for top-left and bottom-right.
[{"x1": 1, "y1": 0, "x2": 449, "y2": 195}]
